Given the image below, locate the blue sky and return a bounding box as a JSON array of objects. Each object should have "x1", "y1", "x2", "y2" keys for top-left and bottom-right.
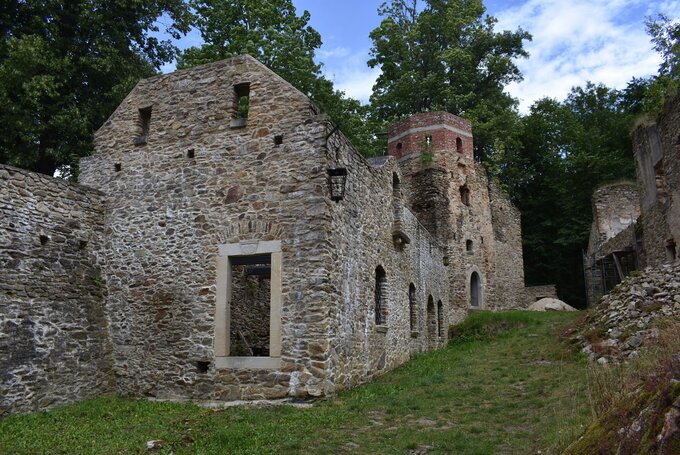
[{"x1": 163, "y1": 0, "x2": 680, "y2": 113}]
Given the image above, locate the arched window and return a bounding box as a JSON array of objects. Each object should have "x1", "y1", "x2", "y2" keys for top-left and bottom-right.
[
  {"x1": 375, "y1": 266, "x2": 387, "y2": 325},
  {"x1": 466, "y1": 239, "x2": 473, "y2": 252},
  {"x1": 409, "y1": 283, "x2": 417, "y2": 331},
  {"x1": 470, "y1": 272, "x2": 481, "y2": 307},
  {"x1": 456, "y1": 137, "x2": 463, "y2": 154}
]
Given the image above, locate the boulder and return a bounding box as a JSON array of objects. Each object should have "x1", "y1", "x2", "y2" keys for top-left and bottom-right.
[{"x1": 527, "y1": 297, "x2": 577, "y2": 312}]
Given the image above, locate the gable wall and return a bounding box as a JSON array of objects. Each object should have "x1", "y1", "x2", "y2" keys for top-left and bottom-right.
[{"x1": 79, "y1": 56, "x2": 338, "y2": 400}]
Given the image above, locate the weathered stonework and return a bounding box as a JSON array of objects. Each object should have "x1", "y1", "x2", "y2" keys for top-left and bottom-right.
[
  {"x1": 0, "y1": 166, "x2": 113, "y2": 416},
  {"x1": 585, "y1": 92, "x2": 680, "y2": 306},
  {"x1": 1, "y1": 55, "x2": 527, "y2": 412}
]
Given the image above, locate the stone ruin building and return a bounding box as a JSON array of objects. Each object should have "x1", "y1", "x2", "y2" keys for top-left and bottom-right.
[
  {"x1": 1, "y1": 55, "x2": 528, "y2": 415},
  {"x1": 584, "y1": 93, "x2": 680, "y2": 306}
]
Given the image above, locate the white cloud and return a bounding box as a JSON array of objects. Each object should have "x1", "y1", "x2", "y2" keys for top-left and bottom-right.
[
  {"x1": 495, "y1": 0, "x2": 671, "y2": 112},
  {"x1": 320, "y1": 47, "x2": 379, "y2": 103}
]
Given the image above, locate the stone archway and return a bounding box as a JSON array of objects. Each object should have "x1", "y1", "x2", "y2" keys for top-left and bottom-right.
[{"x1": 470, "y1": 271, "x2": 482, "y2": 308}]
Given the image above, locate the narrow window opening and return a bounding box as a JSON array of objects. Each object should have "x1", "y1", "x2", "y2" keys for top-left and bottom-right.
[
  {"x1": 39, "y1": 234, "x2": 49, "y2": 245},
  {"x1": 134, "y1": 106, "x2": 152, "y2": 145},
  {"x1": 425, "y1": 135, "x2": 433, "y2": 146},
  {"x1": 114, "y1": 163, "x2": 122, "y2": 172},
  {"x1": 234, "y1": 83, "x2": 250, "y2": 120},
  {"x1": 666, "y1": 238, "x2": 677, "y2": 262},
  {"x1": 79, "y1": 240, "x2": 88, "y2": 250},
  {"x1": 196, "y1": 361, "x2": 210, "y2": 373},
  {"x1": 392, "y1": 173, "x2": 401, "y2": 200},
  {"x1": 470, "y1": 272, "x2": 481, "y2": 307},
  {"x1": 274, "y1": 135, "x2": 283, "y2": 145},
  {"x1": 397, "y1": 142, "x2": 403, "y2": 150},
  {"x1": 409, "y1": 283, "x2": 417, "y2": 332},
  {"x1": 456, "y1": 137, "x2": 463, "y2": 154},
  {"x1": 426, "y1": 296, "x2": 436, "y2": 348},
  {"x1": 466, "y1": 239, "x2": 473, "y2": 252},
  {"x1": 187, "y1": 149, "x2": 195, "y2": 159},
  {"x1": 375, "y1": 266, "x2": 387, "y2": 325},
  {"x1": 229, "y1": 253, "x2": 271, "y2": 356},
  {"x1": 655, "y1": 162, "x2": 669, "y2": 207},
  {"x1": 437, "y1": 300, "x2": 444, "y2": 337},
  {"x1": 459, "y1": 185, "x2": 470, "y2": 206}
]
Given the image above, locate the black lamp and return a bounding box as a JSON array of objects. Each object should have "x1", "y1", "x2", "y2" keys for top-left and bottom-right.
[{"x1": 328, "y1": 168, "x2": 348, "y2": 202}]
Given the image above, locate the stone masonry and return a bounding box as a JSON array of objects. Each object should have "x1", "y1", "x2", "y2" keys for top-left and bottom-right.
[
  {"x1": 584, "y1": 92, "x2": 680, "y2": 306},
  {"x1": 0, "y1": 166, "x2": 113, "y2": 416},
  {"x1": 1, "y1": 55, "x2": 527, "y2": 413}
]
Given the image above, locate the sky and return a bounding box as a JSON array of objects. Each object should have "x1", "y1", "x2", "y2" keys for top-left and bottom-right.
[{"x1": 163, "y1": 0, "x2": 680, "y2": 113}]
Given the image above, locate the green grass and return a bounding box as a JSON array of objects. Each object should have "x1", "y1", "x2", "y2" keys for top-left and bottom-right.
[{"x1": 0, "y1": 311, "x2": 591, "y2": 454}]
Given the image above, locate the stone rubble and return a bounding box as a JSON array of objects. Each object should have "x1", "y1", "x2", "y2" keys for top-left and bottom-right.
[{"x1": 574, "y1": 261, "x2": 680, "y2": 364}]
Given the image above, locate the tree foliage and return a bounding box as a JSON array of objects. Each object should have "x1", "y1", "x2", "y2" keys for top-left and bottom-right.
[
  {"x1": 0, "y1": 0, "x2": 192, "y2": 176},
  {"x1": 368, "y1": 0, "x2": 531, "y2": 159},
  {"x1": 492, "y1": 84, "x2": 636, "y2": 307},
  {"x1": 180, "y1": 0, "x2": 379, "y2": 156}
]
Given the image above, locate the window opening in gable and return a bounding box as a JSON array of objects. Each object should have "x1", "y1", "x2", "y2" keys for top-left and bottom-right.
[
  {"x1": 134, "y1": 106, "x2": 152, "y2": 145},
  {"x1": 375, "y1": 266, "x2": 387, "y2": 325},
  {"x1": 234, "y1": 83, "x2": 250, "y2": 120},
  {"x1": 229, "y1": 253, "x2": 271, "y2": 356}
]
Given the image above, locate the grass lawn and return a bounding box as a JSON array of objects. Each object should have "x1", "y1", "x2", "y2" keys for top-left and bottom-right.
[{"x1": 0, "y1": 311, "x2": 591, "y2": 454}]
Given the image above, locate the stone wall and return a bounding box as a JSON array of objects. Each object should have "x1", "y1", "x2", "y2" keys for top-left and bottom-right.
[
  {"x1": 0, "y1": 56, "x2": 529, "y2": 411},
  {"x1": 388, "y1": 112, "x2": 525, "y2": 314},
  {"x1": 324, "y1": 127, "x2": 449, "y2": 391},
  {"x1": 487, "y1": 180, "x2": 526, "y2": 308},
  {"x1": 589, "y1": 182, "x2": 640, "y2": 252},
  {"x1": 0, "y1": 165, "x2": 113, "y2": 415},
  {"x1": 523, "y1": 285, "x2": 558, "y2": 303},
  {"x1": 80, "y1": 55, "x2": 336, "y2": 400},
  {"x1": 633, "y1": 94, "x2": 680, "y2": 268}
]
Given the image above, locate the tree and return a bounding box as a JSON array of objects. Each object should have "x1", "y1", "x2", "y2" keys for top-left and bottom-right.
[
  {"x1": 0, "y1": 0, "x2": 192, "y2": 176},
  {"x1": 495, "y1": 84, "x2": 636, "y2": 307},
  {"x1": 646, "y1": 14, "x2": 680, "y2": 79},
  {"x1": 368, "y1": 0, "x2": 531, "y2": 159},
  {"x1": 180, "y1": 0, "x2": 380, "y2": 156}
]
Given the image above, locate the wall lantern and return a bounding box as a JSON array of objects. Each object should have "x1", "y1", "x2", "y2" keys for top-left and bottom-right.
[
  {"x1": 443, "y1": 255, "x2": 450, "y2": 266},
  {"x1": 328, "y1": 168, "x2": 348, "y2": 202}
]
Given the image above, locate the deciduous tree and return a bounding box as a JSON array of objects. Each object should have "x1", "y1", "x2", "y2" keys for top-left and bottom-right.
[
  {"x1": 368, "y1": 0, "x2": 531, "y2": 159},
  {"x1": 0, "y1": 0, "x2": 192, "y2": 177}
]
